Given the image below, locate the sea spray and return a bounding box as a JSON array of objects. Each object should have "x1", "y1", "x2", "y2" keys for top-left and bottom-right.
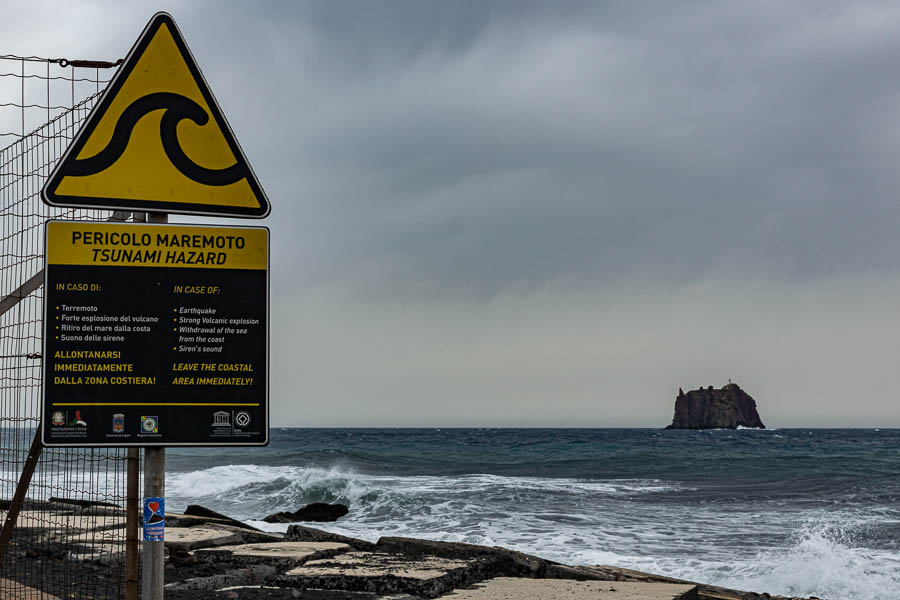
[
  {"x1": 709, "y1": 517, "x2": 900, "y2": 600},
  {"x1": 160, "y1": 428, "x2": 900, "y2": 600}
]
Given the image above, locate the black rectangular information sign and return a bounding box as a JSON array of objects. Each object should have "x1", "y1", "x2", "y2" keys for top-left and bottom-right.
[{"x1": 42, "y1": 221, "x2": 268, "y2": 447}]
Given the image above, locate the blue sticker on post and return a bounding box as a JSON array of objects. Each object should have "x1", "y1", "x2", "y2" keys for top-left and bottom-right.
[{"x1": 143, "y1": 497, "x2": 165, "y2": 541}]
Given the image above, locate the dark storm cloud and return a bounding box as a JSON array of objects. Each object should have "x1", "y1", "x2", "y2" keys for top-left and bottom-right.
[
  {"x1": 170, "y1": 1, "x2": 900, "y2": 299},
  {"x1": 5, "y1": 2, "x2": 900, "y2": 425},
  {"x1": 6, "y1": 1, "x2": 900, "y2": 297}
]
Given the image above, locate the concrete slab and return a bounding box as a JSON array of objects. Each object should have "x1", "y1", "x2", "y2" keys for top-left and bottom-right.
[
  {"x1": 196, "y1": 541, "x2": 348, "y2": 565},
  {"x1": 0, "y1": 579, "x2": 61, "y2": 600},
  {"x1": 281, "y1": 551, "x2": 493, "y2": 598},
  {"x1": 439, "y1": 578, "x2": 698, "y2": 600},
  {"x1": 288, "y1": 551, "x2": 471, "y2": 580},
  {"x1": 164, "y1": 526, "x2": 243, "y2": 552},
  {"x1": 215, "y1": 588, "x2": 419, "y2": 600},
  {"x1": 67, "y1": 543, "x2": 125, "y2": 563},
  {"x1": 0, "y1": 510, "x2": 123, "y2": 532},
  {"x1": 66, "y1": 528, "x2": 124, "y2": 544}
]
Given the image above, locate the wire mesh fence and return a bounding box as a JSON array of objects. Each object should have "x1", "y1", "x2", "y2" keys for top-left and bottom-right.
[
  {"x1": 0, "y1": 54, "x2": 115, "y2": 142},
  {"x1": 0, "y1": 55, "x2": 133, "y2": 600}
]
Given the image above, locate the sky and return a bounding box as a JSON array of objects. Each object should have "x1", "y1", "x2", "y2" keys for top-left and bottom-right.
[{"x1": 2, "y1": 1, "x2": 900, "y2": 427}]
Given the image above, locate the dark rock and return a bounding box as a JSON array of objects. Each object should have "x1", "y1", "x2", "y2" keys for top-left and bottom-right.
[
  {"x1": 285, "y1": 525, "x2": 376, "y2": 550},
  {"x1": 184, "y1": 504, "x2": 261, "y2": 531},
  {"x1": 48, "y1": 496, "x2": 122, "y2": 509},
  {"x1": 0, "y1": 499, "x2": 53, "y2": 511},
  {"x1": 168, "y1": 549, "x2": 198, "y2": 567},
  {"x1": 375, "y1": 536, "x2": 549, "y2": 578},
  {"x1": 666, "y1": 383, "x2": 765, "y2": 429},
  {"x1": 263, "y1": 503, "x2": 349, "y2": 523}
]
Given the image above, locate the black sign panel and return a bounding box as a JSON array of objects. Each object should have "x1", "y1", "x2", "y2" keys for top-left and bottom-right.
[{"x1": 42, "y1": 221, "x2": 268, "y2": 447}]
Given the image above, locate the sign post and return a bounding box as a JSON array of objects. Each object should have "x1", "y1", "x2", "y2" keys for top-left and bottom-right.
[
  {"x1": 142, "y1": 211, "x2": 166, "y2": 600},
  {"x1": 39, "y1": 12, "x2": 272, "y2": 600}
]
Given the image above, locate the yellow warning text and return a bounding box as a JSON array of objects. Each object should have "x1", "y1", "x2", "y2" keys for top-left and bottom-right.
[{"x1": 47, "y1": 222, "x2": 267, "y2": 270}]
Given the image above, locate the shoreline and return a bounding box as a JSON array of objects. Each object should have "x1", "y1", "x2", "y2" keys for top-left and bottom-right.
[{"x1": 0, "y1": 503, "x2": 818, "y2": 600}]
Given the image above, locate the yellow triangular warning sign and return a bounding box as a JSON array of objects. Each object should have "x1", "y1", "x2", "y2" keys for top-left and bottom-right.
[{"x1": 42, "y1": 12, "x2": 270, "y2": 218}]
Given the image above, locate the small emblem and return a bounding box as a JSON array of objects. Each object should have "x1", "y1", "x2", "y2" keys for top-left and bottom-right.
[
  {"x1": 70, "y1": 410, "x2": 87, "y2": 427},
  {"x1": 51, "y1": 411, "x2": 66, "y2": 426},
  {"x1": 212, "y1": 411, "x2": 231, "y2": 427},
  {"x1": 112, "y1": 413, "x2": 125, "y2": 433},
  {"x1": 141, "y1": 416, "x2": 158, "y2": 433},
  {"x1": 234, "y1": 411, "x2": 251, "y2": 428},
  {"x1": 143, "y1": 497, "x2": 165, "y2": 541}
]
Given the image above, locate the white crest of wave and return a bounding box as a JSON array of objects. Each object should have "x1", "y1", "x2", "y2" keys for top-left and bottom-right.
[
  {"x1": 715, "y1": 517, "x2": 900, "y2": 600},
  {"x1": 164, "y1": 464, "x2": 685, "y2": 527},
  {"x1": 166, "y1": 466, "x2": 681, "y2": 503},
  {"x1": 166, "y1": 464, "x2": 371, "y2": 505}
]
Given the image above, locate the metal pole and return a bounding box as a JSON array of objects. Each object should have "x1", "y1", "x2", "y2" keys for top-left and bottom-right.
[
  {"x1": 125, "y1": 448, "x2": 140, "y2": 600},
  {"x1": 141, "y1": 211, "x2": 167, "y2": 600},
  {"x1": 125, "y1": 210, "x2": 146, "y2": 600},
  {"x1": 141, "y1": 447, "x2": 165, "y2": 599}
]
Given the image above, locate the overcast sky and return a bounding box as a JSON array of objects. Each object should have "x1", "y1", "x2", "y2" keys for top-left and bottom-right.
[{"x1": 3, "y1": 1, "x2": 900, "y2": 426}]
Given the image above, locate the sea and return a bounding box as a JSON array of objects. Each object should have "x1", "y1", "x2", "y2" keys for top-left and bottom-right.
[{"x1": 164, "y1": 428, "x2": 900, "y2": 600}]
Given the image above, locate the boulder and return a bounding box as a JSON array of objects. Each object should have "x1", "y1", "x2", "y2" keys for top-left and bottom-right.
[
  {"x1": 285, "y1": 524, "x2": 376, "y2": 550},
  {"x1": 666, "y1": 383, "x2": 765, "y2": 429},
  {"x1": 183, "y1": 504, "x2": 261, "y2": 531},
  {"x1": 263, "y1": 502, "x2": 349, "y2": 523},
  {"x1": 376, "y1": 537, "x2": 548, "y2": 577},
  {"x1": 48, "y1": 496, "x2": 121, "y2": 509}
]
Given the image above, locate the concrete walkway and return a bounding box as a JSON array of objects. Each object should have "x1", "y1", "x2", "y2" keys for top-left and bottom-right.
[
  {"x1": 439, "y1": 578, "x2": 698, "y2": 600},
  {"x1": 0, "y1": 579, "x2": 61, "y2": 600}
]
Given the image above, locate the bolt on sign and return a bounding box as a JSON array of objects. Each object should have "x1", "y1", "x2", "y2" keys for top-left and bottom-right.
[
  {"x1": 42, "y1": 221, "x2": 269, "y2": 447},
  {"x1": 40, "y1": 12, "x2": 270, "y2": 218}
]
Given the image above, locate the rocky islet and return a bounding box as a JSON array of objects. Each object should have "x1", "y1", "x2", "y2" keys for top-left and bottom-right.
[{"x1": 666, "y1": 383, "x2": 765, "y2": 430}]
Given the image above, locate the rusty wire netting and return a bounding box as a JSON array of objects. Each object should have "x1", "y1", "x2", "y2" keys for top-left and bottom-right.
[{"x1": 0, "y1": 55, "x2": 134, "y2": 600}]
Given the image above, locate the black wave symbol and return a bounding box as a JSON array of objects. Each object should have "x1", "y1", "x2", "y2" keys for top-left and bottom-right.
[{"x1": 66, "y1": 92, "x2": 248, "y2": 187}]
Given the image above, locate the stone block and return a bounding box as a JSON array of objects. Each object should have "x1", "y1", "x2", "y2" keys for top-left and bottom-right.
[{"x1": 440, "y1": 577, "x2": 699, "y2": 600}]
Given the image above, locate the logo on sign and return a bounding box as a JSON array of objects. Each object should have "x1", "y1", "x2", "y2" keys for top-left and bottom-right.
[
  {"x1": 212, "y1": 411, "x2": 231, "y2": 427},
  {"x1": 51, "y1": 411, "x2": 66, "y2": 426},
  {"x1": 235, "y1": 411, "x2": 251, "y2": 428},
  {"x1": 141, "y1": 416, "x2": 158, "y2": 433},
  {"x1": 143, "y1": 497, "x2": 165, "y2": 541},
  {"x1": 70, "y1": 410, "x2": 87, "y2": 427},
  {"x1": 112, "y1": 413, "x2": 125, "y2": 433}
]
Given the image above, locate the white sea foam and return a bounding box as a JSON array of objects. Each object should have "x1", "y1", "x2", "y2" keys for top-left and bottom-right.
[
  {"x1": 167, "y1": 465, "x2": 900, "y2": 600},
  {"x1": 653, "y1": 517, "x2": 900, "y2": 600},
  {"x1": 166, "y1": 465, "x2": 684, "y2": 514}
]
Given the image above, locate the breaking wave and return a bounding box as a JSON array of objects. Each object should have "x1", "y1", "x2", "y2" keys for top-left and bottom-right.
[
  {"x1": 166, "y1": 463, "x2": 683, "y2": 522},
  {"x1": 162, "y1": 428, "x2": 900, "y2": 600},
  {"x1": 648, "y1": 517, "x2": 900, "y2": 600}
]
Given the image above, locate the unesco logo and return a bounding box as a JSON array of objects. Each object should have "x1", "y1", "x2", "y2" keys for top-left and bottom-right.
[{"x1": 235, "y1": 411, "x2": 251, "y2": 428}]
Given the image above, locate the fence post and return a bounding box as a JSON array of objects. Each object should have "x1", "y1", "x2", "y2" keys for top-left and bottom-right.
[
  {"x1": 141, "y1": 211, "x2": 167, "y2": 600},
  {"x1": 141, "y1": 447, "x2": 165, "y2": 600},
  {"x1": 126, "y1": 447, "x2": 140, "y2": 600},
  {"x1": 0, "y1": 426, "x2": 43, "y2": 568}
]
